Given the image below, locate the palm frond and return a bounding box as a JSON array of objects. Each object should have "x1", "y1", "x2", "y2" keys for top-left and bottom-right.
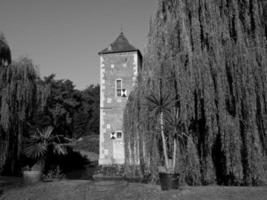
[
  {"x1": 52, "y1": 143, "x2": 67, "y2": 155},
  {"x1": 42, "y1": 126, "x2": 53, "y2": 139},
  {"x1": 22, "y1": 126, "x2": 70, "y2": 162},
  {"x1": 146, "y1": 92, "x2": 177, "y2": 115},
  {"x1": 23, "y1": 142, "x2": 47, "y2": 160},
  {"x1": 164, "y1": 108, "x2": 188, "y2": 143}
]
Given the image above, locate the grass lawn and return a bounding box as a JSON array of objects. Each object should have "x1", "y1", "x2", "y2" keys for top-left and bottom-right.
[{"x1": 1, "y1": 180, "x2": 267, "y2": 200}]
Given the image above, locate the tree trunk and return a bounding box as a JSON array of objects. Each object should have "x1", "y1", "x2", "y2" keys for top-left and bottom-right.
[
  {"x1": 0, "y1": 136, "x2": 8, "y2": 173},
  {"x1": 160, "y1": 112, "x2": 169, "y2": 170},
  {"x1": 172, "y1": 138, "x2": 177, "y2": 171}
]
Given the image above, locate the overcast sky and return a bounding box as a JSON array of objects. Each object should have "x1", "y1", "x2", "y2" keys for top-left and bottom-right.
[{"x1": 0, "y1": 0, "x2": 158, "y2": 89}]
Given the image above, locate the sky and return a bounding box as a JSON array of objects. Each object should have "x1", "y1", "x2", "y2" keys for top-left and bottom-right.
[{"x1": 0, "y1": 0, "x2": 158, "y2": 89}]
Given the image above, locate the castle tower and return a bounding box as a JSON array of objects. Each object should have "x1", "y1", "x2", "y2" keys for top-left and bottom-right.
[{"x1": 98, "y1": 32, "x2": 142, "y2": 165}]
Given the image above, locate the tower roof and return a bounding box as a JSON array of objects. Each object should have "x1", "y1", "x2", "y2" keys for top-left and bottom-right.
[{"x1": 99, "y1": 32, "x2": 140, "y2": 55}]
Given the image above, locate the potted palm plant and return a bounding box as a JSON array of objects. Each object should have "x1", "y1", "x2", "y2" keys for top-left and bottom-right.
[
  {"x1": 146, "y1": 91, "x2": 188, "y2": 190},
  {"x1": 22, "y1": 126, "x2": 69, "y2": 184}
]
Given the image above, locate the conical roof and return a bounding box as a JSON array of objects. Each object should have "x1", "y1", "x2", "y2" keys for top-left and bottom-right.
[{"x1": 99, "y1": 32, "x2": 139, "y2": 55}]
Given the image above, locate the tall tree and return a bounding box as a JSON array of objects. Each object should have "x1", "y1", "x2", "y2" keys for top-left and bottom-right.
[
  {"x1": 0, "y1": 57, "x2": 49, "y2": 175},
  {"x1": 33, "y1": 74, "x2": 80, "y2": 138},
  {"x1": 0, "y1": 32, "x2": 12, "y2": 173},
  {"x1": 75, "y1": 84, "x2": 100, "y2": 137},
  {"x1": 124, "y1": 0, "x2": 267, "y2": 185},
  {"x1": 34, "y1": 75, "x2": 99, "y2": 139}
]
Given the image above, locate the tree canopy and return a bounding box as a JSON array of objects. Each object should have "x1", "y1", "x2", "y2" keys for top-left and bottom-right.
[
  {"x1": 0, "y1": 57, "x2": 49, "y2": 175},
  {"x1": 123, "y1": 0, "x2": 267, "y2": 185},
  {"x1": 32, "y1": 74, "x2": 99, "y2": 139},
  {"x1": 0, "y1": 34, "x2": 100, "y2": 175}
]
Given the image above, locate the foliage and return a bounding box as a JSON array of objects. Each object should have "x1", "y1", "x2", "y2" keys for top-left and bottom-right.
[
  {"x1": 73, "y1": 84, "x2": 100, "y2": 137},
  {"x1": 72, "y1": 135, "x2": 99, "y2": 154},
  {"x1": 146, "y1": 91, "x2": 175, "y2": 172},
  {"x1": 33, "y1": 74, "x2": 99, "y2": 139},
  {"x1": 0, "y1": 34, "x2": 100, "y2": 176},
  {"x1": 23, "y1": 126, "x2": 69, "y2": 169},
  {"x1": 146, "y1": 92, "x2": 175, "y2": 115},
  {"x1": 0, "y1": 57, "x2": 49, "y2": 175},
  {"x1": 95, "y1": 165, "x2": 125, "y2": 177},
  {"x1": 146, "y1": 90, "x2": 188, "y2": 173},
  {"x1": 123, "y1": 0, "x2": 267, "y2": 185},
  {"x1": 42, "y1": 165, "x2": 65, "y2": 180},
  {"x1": 32, "y1": 74, "x2": 80, "y2": 137}
]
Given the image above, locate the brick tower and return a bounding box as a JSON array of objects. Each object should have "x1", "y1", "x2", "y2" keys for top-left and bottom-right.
[{"x1": 98, "y1": 32, "x2": 142, "y2": 165}]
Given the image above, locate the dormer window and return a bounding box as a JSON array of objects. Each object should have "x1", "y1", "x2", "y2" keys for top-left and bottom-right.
[{"x1": 116, "y1": 79, "x2": 122, "y2": 97}]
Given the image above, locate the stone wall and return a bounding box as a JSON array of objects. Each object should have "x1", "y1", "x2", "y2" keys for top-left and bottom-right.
[{"x1": 99, "y1": 51, "x2": 140, "y2": 165}]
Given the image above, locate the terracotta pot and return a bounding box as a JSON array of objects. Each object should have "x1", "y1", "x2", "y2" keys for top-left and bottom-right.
[
  {"x1": 23, "y1": 170, "x2": 41, "y2": 184},
  {"x1": 159, "y1": 173, "x2": 179, "y2": 191}
]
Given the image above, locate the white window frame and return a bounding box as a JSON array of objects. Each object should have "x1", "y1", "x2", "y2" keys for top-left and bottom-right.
[
  {"x1": 115, "y1": 79, "x2": 122, "y2": 97},
  {"x1": 110, "y1": 131, "x2": 123, "y2": 140}
]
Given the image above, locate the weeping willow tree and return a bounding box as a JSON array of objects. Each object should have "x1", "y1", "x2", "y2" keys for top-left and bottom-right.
[
  {"x1": 0, "y1": 50, "x2": 49, "y2": 174},
  {"x1": 124, "y1": 0, "x2": 267, "y2": 185},
  {"x1": 0, "y1": 33, "x2": 12, "y2": 173}
]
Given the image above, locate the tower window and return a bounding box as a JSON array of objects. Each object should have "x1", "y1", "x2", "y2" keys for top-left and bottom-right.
[
  {"x1": 116, "y1": 131, "x2": 122, "y2": 139},
  {"x1": 116, "y1": 79, "x2": 122, "y2": 97},
  {"x1": 110, "y1": 131, "x2": 123, "y2": 140}
]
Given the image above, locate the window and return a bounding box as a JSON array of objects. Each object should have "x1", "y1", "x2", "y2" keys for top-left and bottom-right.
[
  {"x1": 110, "y1": 131, "x2": 123, "y2": 140},
  {"x1": 116, "y1": 79, "x2": 122, "y2": 97},
  {"x1": 116, "y1": 132, "x2": 122, "y2": 139}
]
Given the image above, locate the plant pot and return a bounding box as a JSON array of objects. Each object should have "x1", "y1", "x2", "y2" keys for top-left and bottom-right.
[
  {"x1": 159, "y1": 172, "x2": 179, "y2": 191},
  {"x1": 23, "y1": 170, "x2": 41, "y2": 184}
]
